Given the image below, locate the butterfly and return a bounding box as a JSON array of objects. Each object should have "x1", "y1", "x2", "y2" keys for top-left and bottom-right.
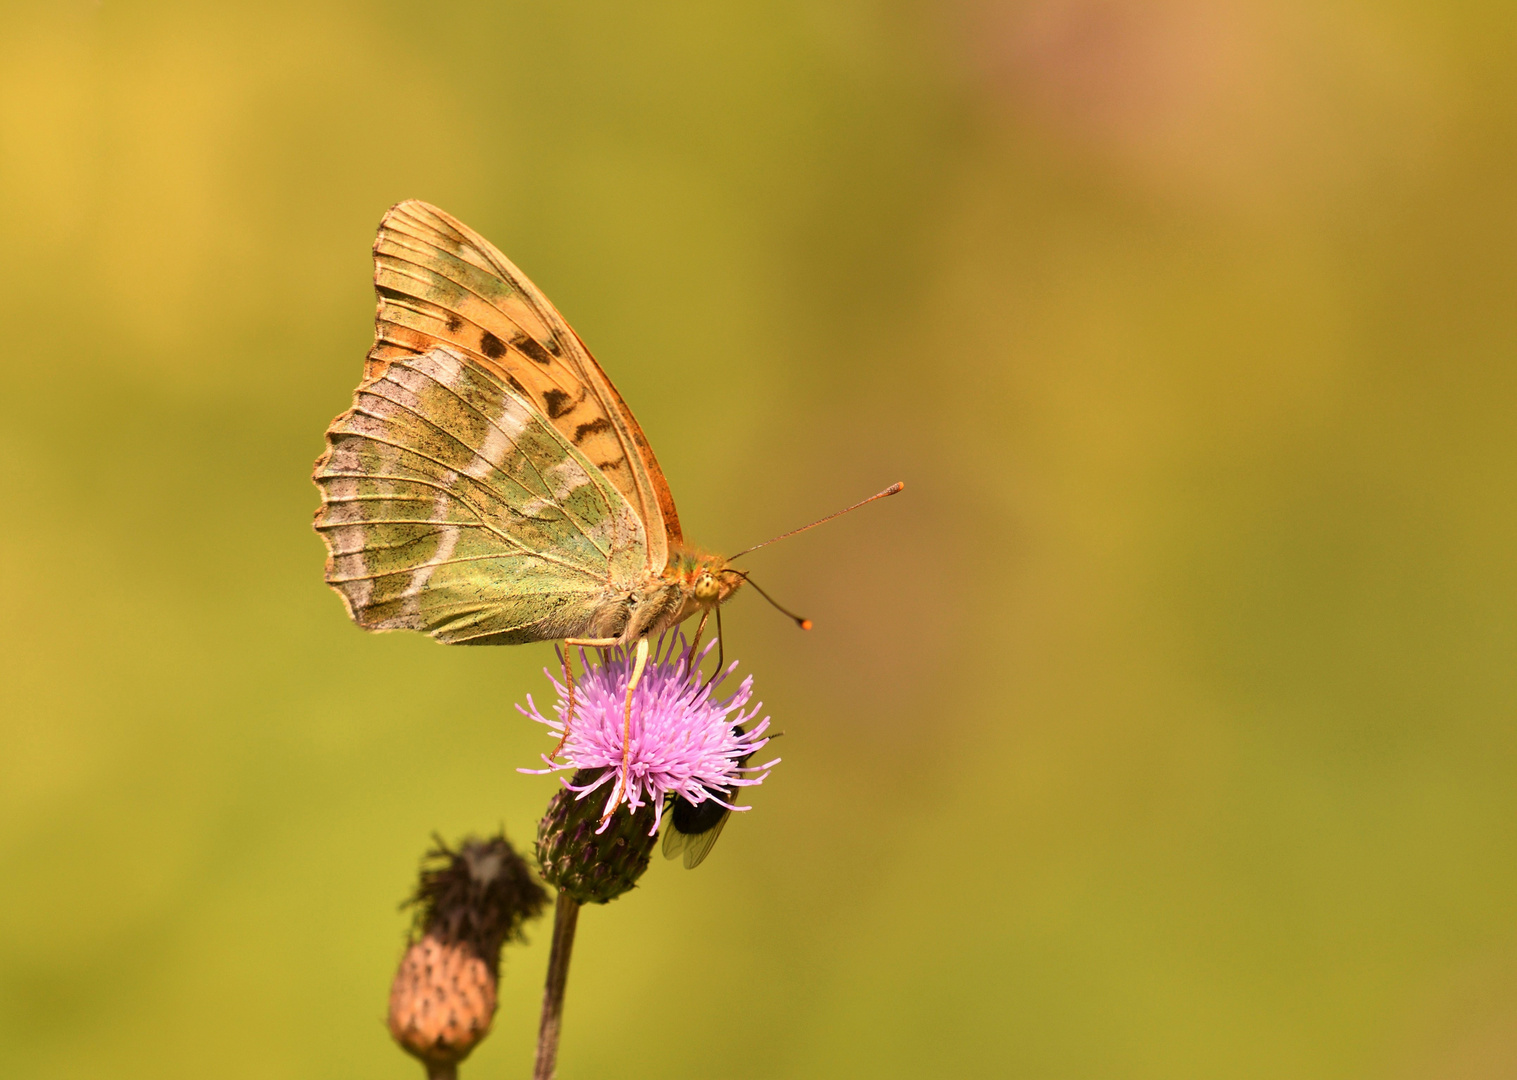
[{"x1": 312, "y1": 201, "x2": 900, "y2": 797}]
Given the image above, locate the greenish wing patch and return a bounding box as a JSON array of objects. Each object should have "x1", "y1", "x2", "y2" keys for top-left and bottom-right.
[
  {"x1": 312, "y1": 346, "x2": 646, "y2": 645},
  {"x1": 366, "y1": 200, "x2": 675, "y2": 574}
]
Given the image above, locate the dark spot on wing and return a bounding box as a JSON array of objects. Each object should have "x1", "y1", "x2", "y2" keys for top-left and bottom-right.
[
  {"x1": 574, "y1": 418, "x2": 614, "y2": 444},
  {"x1": 376, "y1": 284, "x2": 411, "y2": 303},
  {"x1": 445, "y1": 312, "x2": 463, "y2": 333},
  {"x1": 480, "y1": 331, "x2": 507, "y2": 359},
  {"x1": 504, "y1": 373, "x2": 529, "y2": 398},
  {"x1": 591, "y1": 458, "x2": 625, "y2": 472},
  {"x1": 514, "y1": 334, "x2": 554, "y2": 366},
  {"x1": 544, "y1": 334, "x2": 563, "y2": 356},
  {"x1": 543, "y1": 389, "x2": 574, "y2": 419}
]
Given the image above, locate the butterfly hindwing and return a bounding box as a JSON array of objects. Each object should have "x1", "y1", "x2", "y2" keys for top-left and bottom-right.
[
  {"x1": 313, "y1": 346, "x2": 646, "y2": 645},
  {"x1": 368, "y1": 200, "x2": 682, "y2": 571}
]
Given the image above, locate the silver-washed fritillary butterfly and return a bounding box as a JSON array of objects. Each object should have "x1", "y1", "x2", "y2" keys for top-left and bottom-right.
[{"x1": 312, "y1": 201, "x2": 900, "y2": 792}]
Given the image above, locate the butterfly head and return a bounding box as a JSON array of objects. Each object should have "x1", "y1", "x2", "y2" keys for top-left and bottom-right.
[
  {"x1": 667, "y1": 548, "x2": 744, "y2": 610},
  {"x1": 665, "y1": 547, "x2": 815, "y2": 632}
]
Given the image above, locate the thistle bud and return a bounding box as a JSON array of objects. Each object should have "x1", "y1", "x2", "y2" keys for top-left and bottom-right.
[
  {"x1": 536, "y1": 771, "x2": 659, "y2": 904},
  {"x1": 387, "y1": 834, "x2": 547, "y2": 1075}
]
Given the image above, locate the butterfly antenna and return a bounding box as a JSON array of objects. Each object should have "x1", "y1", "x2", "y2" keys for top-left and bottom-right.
[
  {"x1": 727, "y1": 481, "x2": 904, "y2": 560},
  {"x1": 721, "y1": 568, "x2": 812, "y2": 631}
]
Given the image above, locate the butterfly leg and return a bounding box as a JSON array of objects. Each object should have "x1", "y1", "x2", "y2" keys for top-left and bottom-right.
[
  {"x1": 707, "y1": 605, "x2": 725, "y2": 690},
  {"x1": 554, "y1": 637, "x2": 619, "y2": 758},
  {"x1": 554, "y1": 647, "x2": 576, "y2": 761},
  {"x1": 684, "y1": 610, "x2": 710, "y2": 683},
  {"x1": 693, "y1": 606, "x2": 725, "y2": 693},
  {"x1": 614, "y1": 636, "x2": 651, "y2": 812}
]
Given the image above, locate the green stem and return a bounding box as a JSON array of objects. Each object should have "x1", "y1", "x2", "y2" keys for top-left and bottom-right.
[{"x1": 533, "y1": 892, "x2": 581, "y2": 1080}]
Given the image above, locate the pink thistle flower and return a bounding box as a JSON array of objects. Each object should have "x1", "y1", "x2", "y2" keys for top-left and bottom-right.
[{"x1": 518, "y1": 635, "x2": 779, "y2": 834}]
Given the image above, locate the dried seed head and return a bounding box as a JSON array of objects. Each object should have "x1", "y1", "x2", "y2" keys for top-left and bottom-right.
[
  {"x1": 536, "y1": 771, "x2": 659, "y2": 904},
  {"x1": 386, "y1": 833, "x2": 548, "y2": 1068},
  {"x1": 387, "y1": 932, "x2": 497, "y2": 1068},
  {"x1": 405, "y1": 833, "x2": 548, "y2": 971}
]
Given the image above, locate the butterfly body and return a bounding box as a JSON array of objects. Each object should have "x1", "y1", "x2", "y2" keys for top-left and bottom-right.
[
  {"x1": 313, "y1": 201, "x2": 739, "y2": 653},
  {"x1": 594, "y1": 551, "x2": 740, "y2": 651}
]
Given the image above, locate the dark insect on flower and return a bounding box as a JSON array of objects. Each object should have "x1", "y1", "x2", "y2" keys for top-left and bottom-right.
[
  {"x1": 386, "y1": 834, "x2": 547, "y2": 1076},
  {"x1": 520, "y1": 635, "x2": 779, "y2": 877},
  {"x1": 662, "y1": 723, "x2": 761, "y2": 869}
]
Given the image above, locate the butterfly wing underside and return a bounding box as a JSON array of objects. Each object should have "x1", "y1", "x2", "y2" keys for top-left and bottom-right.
[
  {"x1": 368, "y1": 200, "x2": 682, "y2": 573},
  {"x1": 312, "y1": 345, "x2": 647, "y2": 645}
]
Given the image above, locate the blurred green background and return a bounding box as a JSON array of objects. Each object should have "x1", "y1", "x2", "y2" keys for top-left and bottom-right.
[{"x1": 3, "y1": 1, "x2": 1516, "y2": 1077}]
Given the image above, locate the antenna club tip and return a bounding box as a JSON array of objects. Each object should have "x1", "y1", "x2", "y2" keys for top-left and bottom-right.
[
  {"x1": 799, "y1": 619, "x2": 813, "y2": 631},
  {"x1": 887, "y1": 481, "x2": 905, "y2": 494}
]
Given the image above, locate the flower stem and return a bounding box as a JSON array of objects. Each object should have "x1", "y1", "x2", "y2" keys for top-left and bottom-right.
[{"x1": 533, "y1": 891, "x2": 580, "y2": 1080}]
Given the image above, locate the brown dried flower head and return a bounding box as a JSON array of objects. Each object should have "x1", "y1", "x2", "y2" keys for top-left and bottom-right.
[{"x1": 387, "y1": 833, "x2": 548, "y2": 1070}]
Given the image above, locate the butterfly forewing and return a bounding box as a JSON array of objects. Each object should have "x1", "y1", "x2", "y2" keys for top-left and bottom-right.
[
  {"x1": 313, "y1": 346, "x2": 647, "y2": 645},
  {"x1": 367, "y1": 200, "x2": 680, "y2": 572}
]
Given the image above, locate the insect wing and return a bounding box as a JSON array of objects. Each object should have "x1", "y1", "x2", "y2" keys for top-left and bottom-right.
[
  {"x1": 661, "y1": 814, "x2": 688, "y2": 862},
  {"x1": 369, "y1": 201, "x2": 681, "y2": 569},
  {"x1": 678, "y1": 811, "x2": 731, "y2": 870},
  {"x1": 313, "y1": 346, "x2": 646, "y2": 644},
  {"x1": 663, "y1": 795, "x2": 734, "y2": 869}
]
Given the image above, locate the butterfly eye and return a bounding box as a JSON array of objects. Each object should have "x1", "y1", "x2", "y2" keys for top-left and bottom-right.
[{"x1": 693, "y1": 573, "x2": 720, "y2": 601}]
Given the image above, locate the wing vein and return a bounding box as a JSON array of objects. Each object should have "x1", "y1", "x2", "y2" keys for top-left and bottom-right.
[
  {"x1": 324, "y1": 409, "x2": 614, "y2": 572},
  {"x1": 389, "y1": 356, "x2": 623, "y2": 531}
]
